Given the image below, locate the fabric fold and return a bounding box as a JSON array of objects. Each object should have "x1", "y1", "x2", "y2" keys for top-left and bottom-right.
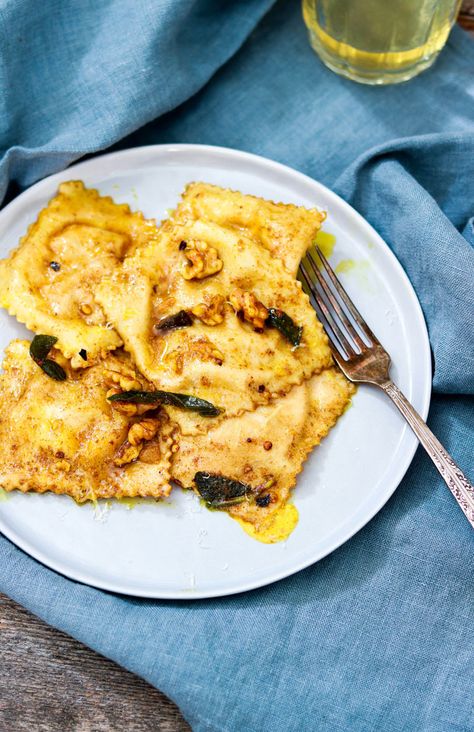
[
  {"x1": 334, "y1": 132, "x2": 474, "y2": 395},
  {"x1": 0, "y1": 0, "x2": 276, "y2": 200}
]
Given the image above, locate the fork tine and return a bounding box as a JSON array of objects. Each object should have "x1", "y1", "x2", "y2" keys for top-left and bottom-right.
[
  {"x1": 304, "y1": 250, "x2": 367, "y2": 352},
  {"x1": 323, "y1": 340, "x2": 350, "y2": 374},
  {"x1": 299, "y1": 262, "x2": 344, "y2": 354},
  {"x1": 314, "y1": 245, "x2": 379, "y2": 345},
  {"x1": 300, "y1": 260, "x2": 351, "y2": 358},
  {"x1": 299, "y1": 265, "x2": 312, "y2": 297},
  {"x1": 300, "y1": 259, "x2": 355, "y2": 359}
]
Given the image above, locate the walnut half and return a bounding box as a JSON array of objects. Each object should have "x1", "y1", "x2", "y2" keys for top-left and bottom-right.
[
  {"x1": 104, "y1": 363, "x2": 142, "y2": 392},
  {"x1": 105, "y1": 363, "x2": 154, "y2": 416},
  {"x1": 114, "y1": 418, "x2": 160, "y2": 467},
  {"x1": 191, "y1": 294, "x2": 226, "y2": 325},
  {"x1": 128, "y1": 418, "x2": 159, "y2": 446},
  {"x1": 181, "y1": 240, "x2": 223, "y2": 280},
  {"x1": 229, "y1": 288, "x2": 268, "y2": 330}
]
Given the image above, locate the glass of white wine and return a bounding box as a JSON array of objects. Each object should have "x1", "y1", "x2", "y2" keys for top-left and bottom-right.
[{"x1": 303, "y1": 0, "x2": 462, "y2": 84}]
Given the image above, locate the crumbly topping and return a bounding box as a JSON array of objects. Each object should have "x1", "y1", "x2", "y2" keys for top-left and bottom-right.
[{"x1": 168, "y1": 338, "x2": 224, "y2": 374}]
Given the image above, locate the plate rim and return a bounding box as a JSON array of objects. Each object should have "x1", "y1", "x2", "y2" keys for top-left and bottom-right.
[{"x1": 0, "y1": 143, "x2": 432, "y2": 599}]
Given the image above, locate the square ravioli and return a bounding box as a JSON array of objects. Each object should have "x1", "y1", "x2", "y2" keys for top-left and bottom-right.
[
  {"x1": 96, "y1": 217, "x2": 333, "y2": 434},
  {"x1": 171, "y1": 368, "x2": 355, "y2": 538},
  {"x1": 173, "y1": 182, "x2": 326, "y2": 277},
  {"x1": 0, "y1": 341, "x2": 178, "y2": 502},
  {"x1": 0, "y1": 181, "x2": 160, "y2": 366}
]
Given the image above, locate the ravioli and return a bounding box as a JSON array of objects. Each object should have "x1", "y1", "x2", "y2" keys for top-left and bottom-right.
[
  {"x1": 172, "y1": 368, "x2": 354, "y2": 536},
  {"x1": 96, "y1": 218, "x2": 332, "y2": 434},
  {"x1": 0, "y1": 181, "x2": 160, "y2": 366},
  {"x1": 0, "y1": 179, "x2": 355, "y2": 543},
  {"x1": 0, "y1": 340, "x2": 177, "y2": 502},
  {"x1": 173, "y1": 182, "x2": 325, "y2": 277}
]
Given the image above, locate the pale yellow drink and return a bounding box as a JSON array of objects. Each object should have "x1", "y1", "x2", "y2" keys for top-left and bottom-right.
[{"x1": 303, "y1": 0, "x2": 462, "y2": 84}]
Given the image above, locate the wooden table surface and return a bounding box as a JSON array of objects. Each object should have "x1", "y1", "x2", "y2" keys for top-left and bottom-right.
[
  {"x1": 0, "y1": 593, "x2": 191, "y2": 731},
  {"x1": 1, "y1": 8, "x2": 472, "y2": 732}
]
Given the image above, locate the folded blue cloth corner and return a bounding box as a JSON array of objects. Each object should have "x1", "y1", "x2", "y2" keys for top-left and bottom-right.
[{"x1": 1, "y1": 2, "x2": 473, "y2": 731}]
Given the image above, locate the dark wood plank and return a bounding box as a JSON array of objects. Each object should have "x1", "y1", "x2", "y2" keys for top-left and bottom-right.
[
  {"x1": 0, "y1": 594, "x2": 191, "y2": 732},
  {"x1": 459, "y1": 0, "x2": 474, "y2": 32}
]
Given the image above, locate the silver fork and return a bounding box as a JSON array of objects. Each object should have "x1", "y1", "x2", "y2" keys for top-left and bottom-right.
[{"x1": 299, "y1": 245, "x2": 474, "y2": 529}]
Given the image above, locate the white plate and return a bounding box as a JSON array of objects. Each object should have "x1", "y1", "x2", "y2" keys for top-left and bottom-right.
[{"x1": 0, "y1": 144, "x2": 431, "y2": 599}]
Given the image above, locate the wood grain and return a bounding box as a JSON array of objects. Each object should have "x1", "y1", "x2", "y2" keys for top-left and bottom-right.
[
  {"x1": 459, "y1": 0, "x2": 474, "y2": 32},
  {"x1": 0, "y1": 594, "x2": 191, "y2": 732}
]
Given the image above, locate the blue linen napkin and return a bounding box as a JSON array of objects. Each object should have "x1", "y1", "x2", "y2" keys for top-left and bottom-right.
[{"x1": 1, "y1": 2, "x2": 474, "y2": 730}]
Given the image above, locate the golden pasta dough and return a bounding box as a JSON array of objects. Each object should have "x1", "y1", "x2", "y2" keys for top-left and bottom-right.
[
  {"x1": 0, "y1": 181, "x2": 160, "y2": 365},
  {"x1": 0, "y1": 340, "x2": 177, "y2": 502}
]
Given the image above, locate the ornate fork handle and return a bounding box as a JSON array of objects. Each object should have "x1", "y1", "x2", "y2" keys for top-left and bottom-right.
[{"x1": 381, "y1": 380, "x2": 474, "y2": 528}]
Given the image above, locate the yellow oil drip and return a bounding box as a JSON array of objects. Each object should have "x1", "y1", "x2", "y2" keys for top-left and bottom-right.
[
  {"x1": 314, "y1": 230, "x2": 336, "y2": 259},
  {"x1": 335, "y1": 258, "x2": 373, "y2": 292},
  {"x1": 234, "y1": 503, "x2": 299, "y2": 543},
  {"x1": 335, "y1": 258, "x2": 356, "y2": 274},
  {"x1": 116, "y1": 496, "x2": 167, "y2": 509},
  {"x1": 117, "y1": 497, "x2": 139, "y2": 510}
]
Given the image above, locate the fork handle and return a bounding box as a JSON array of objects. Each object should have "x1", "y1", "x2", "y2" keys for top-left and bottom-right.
[{"x1": 380, "y1": 380, "x2": 474, "y2": 529}]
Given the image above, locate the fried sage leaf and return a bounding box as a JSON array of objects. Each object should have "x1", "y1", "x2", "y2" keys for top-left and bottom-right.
[
  {"x1": 108, "y1": 389, "x2": 222, "y2": 417},
  {"x1": 194, "y1": 471, "x2": 251, "y2": 507},
  {"x1": 29, "y1": 335, "x2": 67, "y2": 381},
  {"x1": 266, "y1": 308, "x2": 303, "y2": 346},
  {"x1": 29, "y1": 334, "x2": 58, "y2": 362},
  {"x1": 41, "y1": 359, "x2": 67, "y2": 381},
  {"x1": 154, "y1": 310, "x2": 193, "y2": 331}
]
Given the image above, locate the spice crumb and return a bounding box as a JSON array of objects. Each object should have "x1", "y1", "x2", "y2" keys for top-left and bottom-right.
[
  {"x1": 49, "y1": 261, "x2": 60, "y2": 271},
  {"x1": 263, "y1": 441, "x2": 273, "y2": 451},
  {"x1": 246, "y1": 437, "x2": 252, "y2": 443},
  {"x1": 179, "y1": 240, "x2": 187, "y2": 250}
]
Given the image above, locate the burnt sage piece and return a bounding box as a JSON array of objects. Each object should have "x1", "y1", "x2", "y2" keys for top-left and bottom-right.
[
  {"x1": 266, "y1": 308, "x2": 303, "y2": 347},
  {"x1": 194, "y1": 471, "x2": 251, "y2": 507},
  {"x1": 154, "y1": 310, "x2": 193, "y2": 332},
  {"x1": 29, "y1": 335, "x2": 67, "y2": 381},
  {"x1": 108, "y1": 389, "x2": 222, "y2": 417}
]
